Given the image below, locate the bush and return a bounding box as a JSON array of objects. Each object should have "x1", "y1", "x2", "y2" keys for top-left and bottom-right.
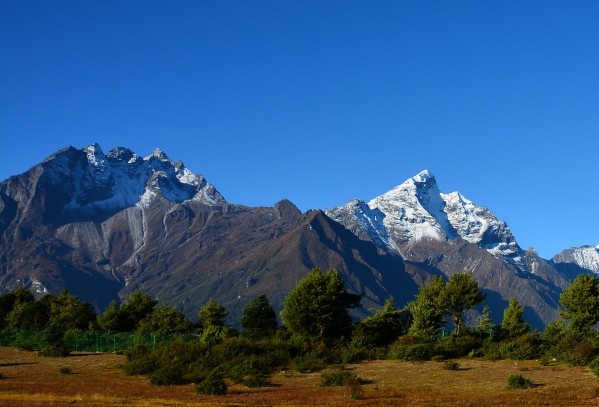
[
  {"x1": 149, "y1": 365, "x2": 185, "y2": 386},
  {"x1": 588, "y1": 356, "x2": 599, "y2": 377},
  {"x1": 320, "y1": 368, "x2": 357, "y2": 387},
  {"x1": 434, "y1": 334, "x2": 480, "y2": 359},
  {"x1": 507, "y1": 374, "x2": 534, "y2": 389},
  {"x1": 442, "y1": 360, "x2": 460, "y2": 371},
  {"x1": 243, "y1": 375, "x2": 272, "y2": 388},
  {"x1": 547, "y1": 331, "x2": 599, "y2": 366},
  {"x1": 389, "y1": 342, "x2": 433, "y2": 361},
  {"x1": 39, "y1": 343, "x2": 70, "y2": 357},
  {"x1": 291, "y1": 353, "x2": 326, "y2": 373},
  {"x1": 196, "y1": 371, "x2": 227, "y2": 395},
  {"x1": 59, "y1": 367, "x2": 72, "y2": 375}
]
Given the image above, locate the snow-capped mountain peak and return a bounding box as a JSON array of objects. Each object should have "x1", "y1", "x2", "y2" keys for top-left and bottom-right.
[
  {"x1": 327, "y1": 170, "x2": 524, "y2": 268},
  {"x1": 24, "y1": 144, "x2": 226, "y2": 222},
  {"x1": 553, "y1": 245, "x2": 599, "y2": 274}
]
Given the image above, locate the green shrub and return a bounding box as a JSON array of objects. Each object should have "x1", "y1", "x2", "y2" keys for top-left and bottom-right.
[
  {"x1": 588, "y1": 356, "x2": 599, "y2": 377},
  {"x1": 243, "y1": 375, "x2": 272, "y2": 388},
  {"x1": 388, "y1": 342, "x2": 433, "y2": 361},
  {"x1": 442, "y1": 360, "x2": 460, "y2": 371},
  {"x1": 122, "y1": 352, "x2": 157, "y2": 376},
  {"x1": 434, "y1": 335, "x2": 480, "y2": 359},
  {"x1": 149, "y1": 365, "x2": 185, "y2": 386},
  {"x1": 291, "y1": 353, "x2": 326, "y2": 373},
  {"x1": 507, "y1": 374, "x2": 534, "y2": 389},
  {"x1": 39, "y1": 343, "x2": 70, "y2": 357},
  {"x1": 196, "y1": 371, "x2": 227, "y2": 396},
  {"x1": 547, "y1": 331, "x2": 599, "y2": 366},
  {"x1": 59, "y1": 367, "x2": 72, "y2": 375},
  {"x1": 320, "y1": 368, "x2": 357, "y2": 387}
]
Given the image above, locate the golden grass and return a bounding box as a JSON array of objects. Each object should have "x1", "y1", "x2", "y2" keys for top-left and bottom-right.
[{"x1": 1, "y1": 347, "x2": 599, "y2": 406}]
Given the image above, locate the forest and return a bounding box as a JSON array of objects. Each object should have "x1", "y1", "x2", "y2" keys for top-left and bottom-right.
[{"x1": 2, "y1": 268, "x2": 599, "y2": 397}]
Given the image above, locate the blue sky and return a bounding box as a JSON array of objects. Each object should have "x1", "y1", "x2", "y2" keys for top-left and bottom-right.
[{"x1": 1, "y1": 1, "x2": 598, "y2": 258}]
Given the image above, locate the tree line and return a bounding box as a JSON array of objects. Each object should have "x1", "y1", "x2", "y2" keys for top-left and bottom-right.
[{"x1": 2, "y1": 268, "x2": 599, "y2": 392}]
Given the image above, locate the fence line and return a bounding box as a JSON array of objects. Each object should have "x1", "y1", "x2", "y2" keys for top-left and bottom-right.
[{"x1": 0, "y1": 330, "x2": 184, "y2": 353}]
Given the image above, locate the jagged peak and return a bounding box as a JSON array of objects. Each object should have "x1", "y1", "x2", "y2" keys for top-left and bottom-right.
[
  {"x1": 107, "y1": 146, "x2": 139, "y2": 163},
  {"x1": 409, "y1": 170, "x2": 440, "y2": 192},
  {"x1": 83, "y1": 143, "x2": 108, "y2": 169},
  {"x1": 145, "y1": 148, "x2": 171, "y2": 162},
  {"x1": 412, "y1": 169, "x2": 435, "y2": 184}
]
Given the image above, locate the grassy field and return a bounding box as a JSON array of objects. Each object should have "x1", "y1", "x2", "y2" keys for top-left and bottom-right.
[{"x1": 1, "y1": 346, "x2": 599, "y2": 406}]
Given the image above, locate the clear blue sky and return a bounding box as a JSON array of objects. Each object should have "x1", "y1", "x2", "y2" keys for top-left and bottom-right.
[{"x1": 1, "y1": 1, "x2": 598, "y2": 259}]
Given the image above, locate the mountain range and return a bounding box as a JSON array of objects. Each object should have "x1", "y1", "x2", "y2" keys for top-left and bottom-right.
[{"x1": 1, "y1": 144, "x2": 597, "y2": 329}]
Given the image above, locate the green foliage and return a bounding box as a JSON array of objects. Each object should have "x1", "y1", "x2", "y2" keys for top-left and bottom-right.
[
  {"x1": 291, "y1": 352, "x2": 327, "y2": 373},
  {"x1": 198, "y1": 299, "x2": 229, "y2": 328},
  {"x1": 389, "y1": 337, "x2": 434, "y2": 361},
  {"x1": 49, "y1": 289, "x2": 97, "y2": 332},
  {"x1": 137, "y1": 304, "x2": 193, "y2": 335},
  {"x1": 122, "y1": 344, "x2": 158, "y2": 376},
  {"x1": 119, "y1": 290, "x2": 158, "y2": 332},
  {"x1": 241, "y1": 294, "x2": 278, "y2": 339},
  {"x1": 352, "y1": 298, "x2": 408, "y2": 348},
  {"x1": 501, "y1": 298, "x2": 530, "y2": 339},
  {"x1": 507, "y1": 373, "x2": 534, "y2": 389},
  {"x1": 199, "y1": 325, "x2": 237, "y2": 347},
  {"x1": 196, "y1": 370, "x2": 227, "y2": 395},
  {"x1": 39, "y1": 322, "x2": 70, "y2": 357},
  {"x1": 475, "y1": 305, "x2": 496, "y2": 338},
  {"x1": 243, "y1": 375, "x2": 272, "y2": 388},
  {"x1": 559, "y1": 274, "x2": 599, "y2": 333},
  {"x1": 542, "y1": 319, "x2": 567, "y2": 346},
  {"x1": 150, "y1": 365, "x2": 185, "y2": 385},
  {"x1": 5, "y1": 300, "x2": 50, "y2": 331},
  {"x1": 443, "y1": 360, "x2": 461, "y2": 370},
  {"x1": 280, "y1": 268, "x2": 361, "y2": 341},
  {"x1": 434, "y1": 334, "x2": 480, "y2": 359},
  {"x1": 546, "y1": 329, "x2": 599, "y2": 366},
  {"x1": 97, "y1": 300, "x2": 123, "y2": 332},
  {"x1": 0, "y1": 288, "x2": 33, "y2": 330},
  {"x1": 438, "y1": 273, "x2": 485, "y2": 335},
  {"x1": 320, "y1": 367, "x2": 358, "y2": 387},
  {"x1": 408, "y1": 276, "x2": 446, "y2": 340},
  {"x1": 588, "y1": 356, "x2": 599, "y2": 377},
  {"x1": 496, "y1": 333, "x2": 543, "y2": 360}
]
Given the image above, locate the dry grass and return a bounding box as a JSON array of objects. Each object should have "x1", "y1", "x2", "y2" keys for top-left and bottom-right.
[{"x1": 1, "y1": 346, "x2": 599, "y2": 406}]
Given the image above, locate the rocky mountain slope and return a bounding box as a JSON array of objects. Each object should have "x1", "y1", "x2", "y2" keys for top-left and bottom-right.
[
  {"x1": 0, "y1": 144, "x2": 431, "y2": 324},
  {"x1": 0, "y1": 145, "x2": 595, "y2": 328}
]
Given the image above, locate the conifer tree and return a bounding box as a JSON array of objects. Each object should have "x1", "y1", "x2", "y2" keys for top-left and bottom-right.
[{"x1": 501, "y1": 298, "x2": 530, "y2": 339}]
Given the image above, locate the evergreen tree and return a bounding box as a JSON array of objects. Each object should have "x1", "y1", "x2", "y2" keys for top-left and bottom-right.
[
  {"x1": 559, "y1": 274, "x2": 599, "y2": 333},
  {"x1": 97, "y1": 300, "x2": 123, "y2": 332},
  {"x1": 475, "y1": 305, "x2": 495, "y2": 339},
  {"x1": 501, "y1": 298, "x2": 530, "y2": 339},
  {"x1": 49, "y1": 289, "x2": 97, "y2": 331},
  {"x1": 438, "y1": 273, "x2": 485, "y2": 335},
  {"x1": 198, "y1": 299, "x2": 235, "y2": 346},
  {"x1": 198, "y1": 299, "x2": 229, "y2": 328},
  {"x1": 137, "y1": 303, "x2": 193, "y2": 335},
  {"x1": 5, "y1": 298, "x2": 50, "y2": 331},
  {"x1": 408, "y1": 276, "x2": 446, "y2": 340},
  {"x1": 119, "y1": 290, "x2": 157, "y2": 332},
  {"x1": 353, "y1": 298, "x2": 407, "y2": 347},
  {"x1": 240, "y1": 294, "x2": 278, "y2": 339},
  {"x1": 280, "y1": 268, "x2": 361, "y2": 341}
]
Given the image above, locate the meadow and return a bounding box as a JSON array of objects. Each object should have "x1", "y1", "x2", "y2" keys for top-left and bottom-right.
[{"x1": 1, "y1": 347, "x2": 599, "y2": 407}]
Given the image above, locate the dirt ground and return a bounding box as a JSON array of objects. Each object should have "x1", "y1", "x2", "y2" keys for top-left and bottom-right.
[{"x1": 1, "y1": 346, "x2": 599, "y2": 406}]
